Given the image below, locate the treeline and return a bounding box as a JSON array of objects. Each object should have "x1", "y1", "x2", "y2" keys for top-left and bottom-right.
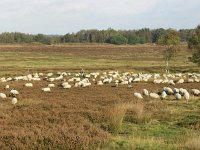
[{"x1": 0, "y1": 28, "x2": 195, "y2": 45}]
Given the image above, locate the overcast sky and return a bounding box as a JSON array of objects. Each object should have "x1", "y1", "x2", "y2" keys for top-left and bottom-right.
[{"x1": 0, "y1": 0, "x2": 199, "y2": 34}]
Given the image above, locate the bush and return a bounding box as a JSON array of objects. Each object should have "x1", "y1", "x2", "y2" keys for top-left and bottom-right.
[
  {"x1": 107, "y1": 103, "x2": 130, "y2": 134},
  {"x1": 106, "y1": 35, "x2": 128, "y2": 45}
]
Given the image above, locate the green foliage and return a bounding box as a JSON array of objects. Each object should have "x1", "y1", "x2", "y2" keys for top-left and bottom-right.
[
  {"x1": 106, "y1": 34, "x2": 128, "y2": 45},
  {"x1": 158, "y1": 29, "x2": 180, "y2": 62},
  {"x1": 158, "y1": 29, "x2": 180, "y2": 73},
  {"x1": 0, "y1": 27, "x2": 196, "y2": 45},
  {"x1": 188, "y1": 25, "x2": 200, "y2": 66}
]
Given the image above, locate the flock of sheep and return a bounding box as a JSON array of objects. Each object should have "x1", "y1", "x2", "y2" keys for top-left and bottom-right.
[{"x1": 0, "y1": 71, "x2": 200, "y2": 105}]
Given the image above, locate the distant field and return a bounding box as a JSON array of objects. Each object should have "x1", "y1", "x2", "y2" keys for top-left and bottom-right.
[{"x1": 0, "y1": 44, "x2": 197, "y2": 75}]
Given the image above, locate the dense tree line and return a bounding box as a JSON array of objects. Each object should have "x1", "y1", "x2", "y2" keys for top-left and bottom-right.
[{"x1": 0, "y1": 28, "x2": 195, "y2": 45}]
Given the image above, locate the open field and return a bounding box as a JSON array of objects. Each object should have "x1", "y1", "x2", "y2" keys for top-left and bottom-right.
[
  {"x1": 0, "y1": 44, "x2": 200, "y2": 149},
  {"x1": 0, "y1": 44, "x2": 198, "y2": 75}
]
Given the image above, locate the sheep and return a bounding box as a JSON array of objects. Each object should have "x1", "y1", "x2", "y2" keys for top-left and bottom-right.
[
  {"x1": 175, "y1": 93, "x2": 182, "y2": 100},
  {"x1": 5, "y1": 85, "x2": 9, "y2": 89},
  {"x1": 62, "y1": 82, "x2": 71, "y2": 89},
  {"x1": 163, "y1": 87, "x2": 174, "y2": 95},
  {"x1": 153, "y1": 79, "x2": 163, "y2": 84},
  {"x1": 134, "y1": 93, "x2": 143, "y2": 99},
  {"x1": 179, "y1": 88, "x2": 188, "y2": 96},
  {"x1": 173, "y1": 88, "x2": 179, "y2": 93},
  {"x1": 97, "y1": 81, "x2": 103, "y2": 85},
  {"x1": 0, "y1": 93, "x2": 7, "y2": 99},
  {"x1": 48, "y1": 84, "x2": 55, "y2": 88},
  {"x1": 149, "y1": 93, "x2": 160, "y2": 99},
  {"x1": 177, "y1": 79, "x2": 184, "y2": 84},
  {"x1": 161, "y1": 91, "x2": 167, "y2": 99},
  {"x1": 168, "y1": 80, "x2": 175, "y2": 85},
  {"x1": 42, "y1": 87, "x2": 51, "y2": 92},
  {"x1": 187, "y1": 78, "x2": 194, "y2": 83},
  {"x1": 10, "y1": 90, "x2": 19, "y2": 95},
  {"x1": 191, "y1": 89, "x2": 200, "y2": 96},
  {"x1": 11, "y1": 98, "x2": 18, "y2": 105},
  {"x1": 142, "y1": 89, "x2": 149, "y2": 96},
  {"x1": 184, "y1": 92, "x2": 190, "y2": 102},
  {"x1": 25, "y1": 83, "x2": 33, "y2": 87}
]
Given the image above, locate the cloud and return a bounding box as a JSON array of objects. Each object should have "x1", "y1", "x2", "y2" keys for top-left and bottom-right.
[{"x1": 0, "y1": 0, "x2": 199, "y2": 34}]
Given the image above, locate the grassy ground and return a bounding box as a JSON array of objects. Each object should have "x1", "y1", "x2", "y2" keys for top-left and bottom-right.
[
  {"x1": 0, "y1": 44, "x2": 199, "y2": 149},
  {"x1": 0, "y1": 44, "x2": 198, "y2": 76}
]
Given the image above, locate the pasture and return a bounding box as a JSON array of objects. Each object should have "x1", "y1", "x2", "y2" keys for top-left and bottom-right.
[{"x1": 0, "y1": 44, "x2": 200, "y2": 150}]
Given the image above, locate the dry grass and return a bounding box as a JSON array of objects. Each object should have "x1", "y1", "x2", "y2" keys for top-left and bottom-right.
[
  {"x1": 107, "y1": 103, "x2": 131, "y2": 134},
  {"x1": 184, "y1": 136, "x2": 200, "y2": 150}
]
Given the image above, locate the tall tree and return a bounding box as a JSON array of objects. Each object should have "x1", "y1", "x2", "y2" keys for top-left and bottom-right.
[
  {"x1": 158, "y1": 29, "x2": 180, "y2": 73},
  {"x1": 188, "y1": 25, "x2": 200, "y2": 66}
]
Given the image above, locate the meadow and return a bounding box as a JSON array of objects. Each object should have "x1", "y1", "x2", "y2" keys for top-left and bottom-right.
[{"x1": 0, "y1": 44, "x2": 199, "y2": 150}]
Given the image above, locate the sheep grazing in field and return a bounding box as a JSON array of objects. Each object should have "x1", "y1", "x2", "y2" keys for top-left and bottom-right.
[
  {"x1": 168, "y1": 80, "x2": 175, "y2": 85},
  {"x1": 10, "y1": 90, "x2": 19, "y2": 95},
  {"x1": 150, "y1": 93, "x2": 160, "y2": 99},
  {"x1": 48, "y1": 78, "x2": 55, "y2": 82},
  {"x1": 127, "y1": 83, "x2": 133, "y2": 88},
  {"x1": 47, "y1": 72, "x2": 53, "y2": 77},
  {"x1": 175, "y1": 93, "x2": 182, "y2": 100},
  {"x1": 153, "y1": 79, "x2": 163, "y2": 84},
  {"x1": 194, "y1": 78, "x2": 200, "y2": 83},
  {"x1": 134, "y1": 93, "x2": 143, "y2": 99},
  {"x1": 191, "y1": 89, "x2": 200, "y2": 96},
  {"x1": 161, "y1": 91, "x2": 167, "y2": 100},
  {"x1": 177, "y1": 79, "x2": 184, "y2": 84},
  {"x1": 173, "y1": 88, "x2": 179, "y2": 94},
  {"x1": 179, "y1": 88, "x2": 188, "y2": 96},
  {"x1": 142, "y1": 89, "x2": 149, "y2": 96},
  {"x1": 5, "y1": 85, "x2": 9, "y2": 89},
  {"x1": 6, "y1": 77, "x2": 12, "y2": 82},
  {"x1": 163, "y1": 87, "x2": 174, "y2": 95},
  {"x1": 25, "y1": 83, "x2": 33, "y2": 87},
  {"x1": 48, "y1": 84, "x2": 55, "y2": 88},
  {"x1": 184, "y1": 92, "x2": 190, "y2": 102},
  {"x1": 11, "y1": 98, "x2": 17, "y2": 105},
  {"x1": 0, "y1": 93, "x2": 7, "y2": 99},
  {"x1": 62, "y1": 82, "x2": 71, "y2": 89},
  {"x1": 1, "y1": 77, "x2": 7, "y2": 82},
  {"x1": 121, "y1": 80, "x2": 129, "y2": 85},
  {"x1": 42, "y1": 87, "x2": 51, "y2": 92},
  {"x1": 187, "y1": 78, "x2": 194, "y2": 83},
  {"x1": 97, "y1": 81, "x2": 103, "y2": 85}
]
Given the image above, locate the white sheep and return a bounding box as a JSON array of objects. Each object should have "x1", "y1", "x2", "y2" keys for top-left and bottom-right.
[
  {"x1": 177, "y1": 79, "x2": 184, "y2": 84},
  {"x1": 161, "y1": 91, "x2": 167, "y2": 99},
  {"x1": 11, "y1": 98, "x2": 18, "y2": 105},
  {"x1": 25, "y1": 83, "x2": 33, "y2": 87},
  {"x1": 163, "y1": 87, "x2": 174, "y2": 95},
  {"x1": 97, "y1": 81, "x2": 103, "y2": 85},
  {"x1": 134, "y1": 93, "x2": 143, "y2": 99},
  {"x1": 142, "y1": 89, "x2": 149, "y2": 96},
  {"x1": 62, "y1": 82, "x2": 71, "y2": 89},
  {"x1": 48, "y1": 84, "x2": 55, "y2": 88},
  {"x1": 0, "y1": 93, "x2": 7, "y2": 99},
  {"x1": 10, "y1": 90, "x2": 19, "y2": 95},
  {"x1": 42, "y1": 87, "x2": 51, "y2": 92},
  {"x1": 184, "y1": 92, "x2": 190, "y2": 102},
  {"x1": 5, "y1": 85, "x2": 9, "y2": 89},
  {"x1": 175, "y1": 93, "x2": 182, "y2": 100},
  {"x1": 150, "y1": 93, "x2": 160, "y2": 99},
  {"x1": 191, "y1": 89, "x2": 200, "y2": 96},
  {"x1": 173, "y1": 88, "x2": 179, "y2": 93}
]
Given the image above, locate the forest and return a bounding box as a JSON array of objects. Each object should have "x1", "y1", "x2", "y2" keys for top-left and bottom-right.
[{"x1": 0, "y1": 28, "x2": 194, "y2": 45}]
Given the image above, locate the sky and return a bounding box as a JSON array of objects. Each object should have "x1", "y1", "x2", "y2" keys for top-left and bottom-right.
[{"x1": 0, "y1": 0, "x2": 199, "y2": 34}]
